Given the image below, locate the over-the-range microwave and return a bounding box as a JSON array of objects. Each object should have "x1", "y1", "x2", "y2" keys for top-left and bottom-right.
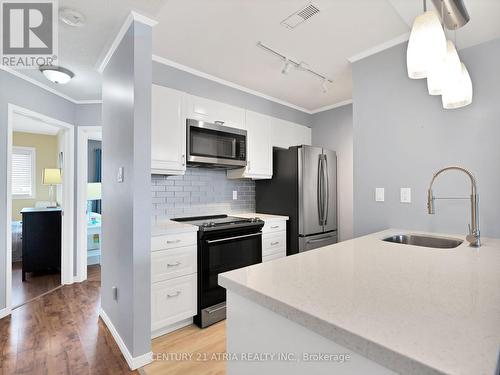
[{"x1": 186, "y1": 119, "x2": 247, "y2": 169}]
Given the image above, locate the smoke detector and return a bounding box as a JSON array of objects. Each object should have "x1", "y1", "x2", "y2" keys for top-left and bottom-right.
[
  {"x1": 59, "y1": 7, "x2": 86, "y2": 27},
  {"x1": 281, "y1": 3, "x2": 320, "y2": 30}
]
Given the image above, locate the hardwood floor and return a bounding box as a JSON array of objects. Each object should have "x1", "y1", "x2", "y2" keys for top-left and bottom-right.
[
  {"x1": 11, "y1": 261, "x2": 61, "y2": 308},
  {"x1": 0, "y1": 265, "x2": 137, "y2": 375},
  {"x1": 142, "y1": 322, "x2": 226, "y2": 375}
]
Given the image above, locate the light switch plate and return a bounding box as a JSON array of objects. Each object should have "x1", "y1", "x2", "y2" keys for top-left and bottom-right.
[
  {"x1": 117, "y1": 167, "x2": 124, "y2": 183},
  {"x1": 375, "y1": 188, "x2": 385, "y2": 202},
  {"x1": 232, "y1": 190, "x2": 238, "y2": 200},
  {"x1": 400, "y1": 187, "x2": 411, "y2": 203}
]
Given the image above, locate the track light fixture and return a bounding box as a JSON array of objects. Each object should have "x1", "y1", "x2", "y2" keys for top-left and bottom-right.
[{"x1": 281, "y1": 59, "x2": 292, "y2": 75}]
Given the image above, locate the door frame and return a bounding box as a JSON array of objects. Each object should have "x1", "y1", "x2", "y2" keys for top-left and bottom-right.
[
  {"x1": 75, "y1": 126, "x2": 102, "y2": 282},
  {"x1": 5, "y1": 104, "x2": 75, "y2": 312}
]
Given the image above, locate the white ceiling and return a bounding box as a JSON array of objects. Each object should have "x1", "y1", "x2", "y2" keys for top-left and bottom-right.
[
  {"x1": 13, "y1": 113, "x2": 61, "y2": 135},
  {"x1": 9, "y1": 0, "x2": 500, "y2": 111}
]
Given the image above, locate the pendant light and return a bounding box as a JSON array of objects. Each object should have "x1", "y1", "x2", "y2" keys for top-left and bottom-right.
[
  {"x1": 442, "y1": 62, "x2": 472, "y2": 109},
  {"x1": 427, "y1": 40, "x2": 461, "y2": 95},
  {"x1": 407, "y1": 9, "x2": 447, "y2": 79}
]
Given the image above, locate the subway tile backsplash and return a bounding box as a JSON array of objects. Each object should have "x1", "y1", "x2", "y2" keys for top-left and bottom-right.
[{"x1": 152, "y1": 167, "x2": 255, "y2": 222}]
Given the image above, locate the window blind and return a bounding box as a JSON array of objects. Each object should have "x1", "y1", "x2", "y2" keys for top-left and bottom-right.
[{"x1": 12, "y1": 147, "x2": 35, "y2": 198}]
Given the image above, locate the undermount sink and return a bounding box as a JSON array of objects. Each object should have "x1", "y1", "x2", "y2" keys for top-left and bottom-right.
[{"x1": 382, "y1": 234, "x2": 463, "y2": 249}]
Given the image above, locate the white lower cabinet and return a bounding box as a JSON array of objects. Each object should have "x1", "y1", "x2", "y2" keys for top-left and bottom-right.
[
  {"x1": 151, "y1": 274, "x2": 197, "y2": 332},
  {"x1": 151, "y1": 231, "x2": 198, "y2": 338},
  {"x1": 261, "y1": 219, "x2": 287, "y2": 262}
]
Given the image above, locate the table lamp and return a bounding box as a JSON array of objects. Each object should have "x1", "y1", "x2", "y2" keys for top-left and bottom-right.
[{"x1": 42, "y1": 168, "x2": 62, "y2": 208}]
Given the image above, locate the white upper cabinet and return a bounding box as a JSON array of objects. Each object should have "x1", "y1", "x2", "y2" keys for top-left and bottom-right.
[
  {"x1": 271, "y1": 118, "x2": 311, "y2": 149},
  {"x1": 227, "y1": 110, "x2": 272, "y2": 180},
  {"x1": 151, "y1": 85, "x2": 186, "y2": 175},
  {"x1": 185, "y1": 94, "x2": 245, "y2": 130}
]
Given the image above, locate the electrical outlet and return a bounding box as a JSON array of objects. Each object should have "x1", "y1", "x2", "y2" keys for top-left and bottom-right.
[
  {"x1": 112, "y1": 286, "x2": 118, "y2": 301},
  {"x1": 232, "y1": 190, "x2": 238, "y2": 200},
  {"x1": 400, "y1": 188, "x2": 411, "y2": 203},
  {"x1": 375, "y1": 188, "x2": 385, "y2": 202}
]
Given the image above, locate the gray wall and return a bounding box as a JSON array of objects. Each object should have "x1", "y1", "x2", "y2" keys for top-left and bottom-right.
[
  {"x1": 101, "y1": 21, "x2": 152, "y2": 358},
  {"x1": 153, "y1": 62, "x2": 311, "y2": 126},
  {"x1": 312, "y1": 104, "x2": 353, "y2": 241},
  {"x1": 352, "y1": 38, "x2": 500, "y2": 238},
  {"x1": 152, "y1": 168, "x2": 255, "y2": 222},
  {"x1": 75, "y1": 103, "x2": 102, "y2": 126},
  {"x1": 0, "y1": 69, "x2": 76, "y2": 311}
]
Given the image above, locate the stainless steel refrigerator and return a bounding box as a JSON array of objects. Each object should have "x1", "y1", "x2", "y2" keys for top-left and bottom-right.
[{"x1": 256, "y1": 145, "x2": 337, "y2": 255}]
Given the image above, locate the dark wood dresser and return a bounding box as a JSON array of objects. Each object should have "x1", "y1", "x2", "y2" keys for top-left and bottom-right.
[{"x1": 20, "y1": 208, "x2": 62, "y2": 281}]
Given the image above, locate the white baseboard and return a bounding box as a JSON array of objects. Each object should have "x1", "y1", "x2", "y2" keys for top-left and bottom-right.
[
  {"x1": 0, "y1": 307, "x2": 11, "y2": 320},
  {"x1": 151, "y1": 317, "x2": 193, "y2": 339},
  {"x1": 99, "y1": 308, "x2": 152, "y2": 370}
]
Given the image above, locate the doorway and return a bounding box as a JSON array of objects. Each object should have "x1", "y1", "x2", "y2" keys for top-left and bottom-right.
[
  {"x1": 6, "y1": 104, "x2": 75, "y2": 310},
  {"x1": 76, "y1": 126, "x2": 103, "y2": 282}
]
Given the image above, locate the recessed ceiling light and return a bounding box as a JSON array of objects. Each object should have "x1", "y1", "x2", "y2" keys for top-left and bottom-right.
[
  {"x1": 59, "y1": 7, "x2": 86, "y2": 27},
  {"x1": 39, "y1": 65, "x2": 75, "y2": 84}
]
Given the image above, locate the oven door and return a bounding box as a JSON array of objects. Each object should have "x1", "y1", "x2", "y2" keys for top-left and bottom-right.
[
  {"x1": 200, "y1": 230, "x2": 262, "y2": 310},
  {"x1": 187, "y1": 119, "x2": 247, "y2": 167}
]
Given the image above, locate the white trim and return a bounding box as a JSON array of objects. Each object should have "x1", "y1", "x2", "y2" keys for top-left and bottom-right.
[
  {"x1": 347, "y1": 32, "x2": 410, "y2": 63},
  {"x1": 99, "y1": 308, "x2": 153, "y2": 370},
  {"x1": 152, "y1": 54, "x2": 313, "y2": 114},
  {"x1": 310, "y1": 99, "x2": 353, "y2": 114},
  {"x1": 151, "y1": 317, "x2": 193, "y2": 339},
  {"x1": 6, "y1": 104, "x2": 76, "y2": 312},
  {"x1": 0, "y1": 65, "x2": 102, "y2": 105},
  {"x1": 97, "y1": 11, "x2": 157, "y2": 74},
  {"x1": 76, "y1": 126, "x2": 102, "y2": 283},
  {"x1": 11, "y1": 146, "x2": 37, "y2": 200},
  {"x1": 0, "y1": 307, "x2": 11, "y2": 320}
]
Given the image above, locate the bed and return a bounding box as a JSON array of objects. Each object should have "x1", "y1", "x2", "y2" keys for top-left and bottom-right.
[{"x1": 87, "y1": 212, "x2": 101, "y2": 265}]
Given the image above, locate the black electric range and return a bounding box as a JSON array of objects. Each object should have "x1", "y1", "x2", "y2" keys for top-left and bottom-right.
[{"x1": 172, "y1": 215, "x2": 264, "y2": 328}]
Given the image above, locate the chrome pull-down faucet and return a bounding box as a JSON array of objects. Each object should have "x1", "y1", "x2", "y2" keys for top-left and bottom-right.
[{"x1": 427, "y1": 166, "x2": 481, "y2": 247}]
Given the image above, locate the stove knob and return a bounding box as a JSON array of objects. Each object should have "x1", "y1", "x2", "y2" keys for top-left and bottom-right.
[
  {"x1": 209, "y1": 222, "x2": 216, "y2": 227},
  {"x1": 202, "y1": 222, "x2": 209, "y2": 227}
]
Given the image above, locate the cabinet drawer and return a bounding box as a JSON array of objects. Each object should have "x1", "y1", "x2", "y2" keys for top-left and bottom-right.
[
  {"x1": 152, "y1": 246, "x2": 196, "y2": 283},
  {"x1": 263, "y1": 251, "x2": 286, "y2": 263},
  {"x1": 152, "y1": 232, "x2": 197, "y2": 251},
  {"x1": 263, "y1": 232, "x2": 286, "y2": 257},
  {"x1": 262, "y1": 220, "x2": 286, "y2": 234},
  {"x1": 151, "y1": 274, "x2": 197, "y2": 331}
]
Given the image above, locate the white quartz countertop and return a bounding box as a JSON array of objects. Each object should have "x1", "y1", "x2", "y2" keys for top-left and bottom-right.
[
  {"x1": 151, "y1": 219, "x2": 198, "y2": 236},
  {"x1": 219, "y1": 229, "x2": 500, "y2": 375},
  {"x1": 234, "y1": 212, "x2": 289, "y2": 221}
]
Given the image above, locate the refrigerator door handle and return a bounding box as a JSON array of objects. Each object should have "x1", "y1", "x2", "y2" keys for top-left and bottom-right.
[
  {"x1": 317, "y1": 155, "x2": 324, "y2": 226},
  {"x1": 323, "y1": 154, "x2": 329, "y2": 226}
]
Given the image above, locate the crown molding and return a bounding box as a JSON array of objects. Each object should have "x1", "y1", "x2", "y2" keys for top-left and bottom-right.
[
  {"x1": 152, "y1": 54, "x2": 313, "y2": 114},
  {"x1": 310, "y1": 99, "x2": 353, "y2": 114},
  {"x1": 348, "y1": 32, "x2": 410, "y2": 63},
  {"x1": 97, "y1": 11, "x2": 158, "y2": 73},
  {"x1": 0, "y1": 65, "x2": 101, "y2": 105}
]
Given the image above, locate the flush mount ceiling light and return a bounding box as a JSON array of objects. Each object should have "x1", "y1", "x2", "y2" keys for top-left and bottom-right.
[
  {"x1": 406, "y1": 10, "x2": 447, "y2": 79},
  {"x1": 59, "y1": 7, "x2": 86, "y2": 27},
  {"x1": 39, "y1": 65, "x2": 74, "y2": 84}
]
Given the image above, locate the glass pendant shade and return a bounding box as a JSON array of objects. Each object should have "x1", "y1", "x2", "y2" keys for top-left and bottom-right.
[
  {"x1": 442, "y1": 62, "x2": 472, "y2": 109},
  {"x1": 427, "y1": 40, "x2": 462, "y2": 95},
  {"x1": 407, "y1": 10, "x2": 447, "y2": 79}
]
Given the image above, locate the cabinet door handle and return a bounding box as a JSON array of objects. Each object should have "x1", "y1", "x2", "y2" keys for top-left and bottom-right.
[
  {"x1": 270, "y1": 241, "x2": 280, "y2": 246},
  {"x1": 167, "y1": 261, "x2": 181, "y2": 267},
  {"x1": 167, "y1": 291, "x2": 181, "y2": 298},
  {"x1": 214, "y1": 120, "x2": 225, "y2": 125},
  {"x1": 181, "y1": 154, "x2": 186, "y2": 166},
  {"x1": 270, "y1": 225, "x2": 279, "y2": 229},
  {"x1": 166, "y1": 239, "x2": 181, "y2": 244}
]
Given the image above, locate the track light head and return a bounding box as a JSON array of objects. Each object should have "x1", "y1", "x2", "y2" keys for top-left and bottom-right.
[
  {"x1": 281, "y1": 59, "x2": 292, "y2": 75},
  {"x1": 321, "y1": 79, "x2": 329, "y2": 93}
]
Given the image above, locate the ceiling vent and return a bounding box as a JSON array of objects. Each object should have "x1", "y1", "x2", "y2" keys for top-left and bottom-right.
[{"x1": 280, "y1": 3, "x2": 320, "y2": 30}]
